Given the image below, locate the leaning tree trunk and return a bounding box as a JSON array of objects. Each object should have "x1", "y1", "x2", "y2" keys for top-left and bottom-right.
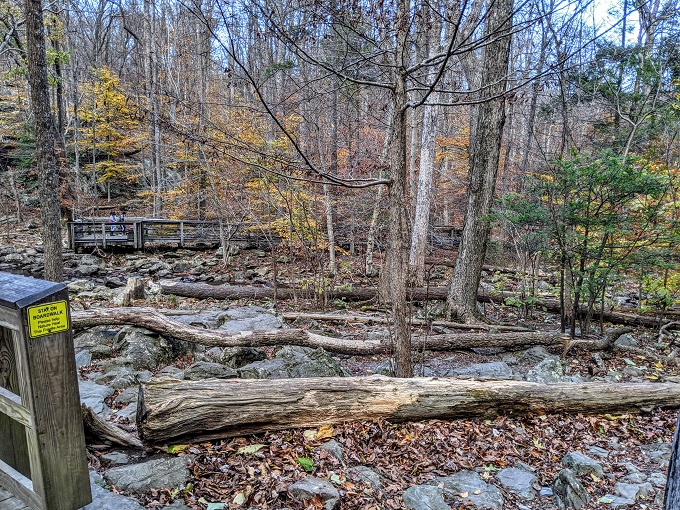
[
  {"x1": 25, "y1": 0, "x2": 63, "y2": 282},
  {"x1": 71, "y1": 307, "x2": 567, "y2": 355},
  {"x1": 138, "y1": 376, "x2": 680, "y2": 446},
  {"x1": 447, "y1": 0, "x2": 513, "y2": 321}
]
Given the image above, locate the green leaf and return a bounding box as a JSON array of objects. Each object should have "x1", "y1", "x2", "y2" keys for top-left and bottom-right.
[
  {"x1": 623, "y1": 358, "x2": 636, "y2": 366},
  {"x1": 236, "y1": 444, "x2": 266, "y2": 455},
  {"x1": 206, "y1": 503, "x2": 226, "y2": 510},
  {"x1": 296, "y1": 457, "x2": 315, "y2": 472},
  {"x1": 598, "y1": 496, "x2": 614, "y2": 503},
  {"x1": 167, "y1": 444, "x2": 189, "y2": 454},
  {"x1": 233, "y1": 492, "x2": 246, "y2": 505}
]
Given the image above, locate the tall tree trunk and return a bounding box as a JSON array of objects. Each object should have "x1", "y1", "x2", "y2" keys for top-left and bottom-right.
[
  {"x1": 25, "y1": 0, "x2": 63, "y2": 282},
  {"x1": 447, "y1": 0, "x2": 513, "y2": 321},
  {"x1": 383, "y1": 0, "x2": 412, "y2": 377}
]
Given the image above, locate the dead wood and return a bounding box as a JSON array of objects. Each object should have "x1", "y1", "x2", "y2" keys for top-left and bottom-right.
[
  {"x1": 137, "y1": 376, "x2": 680, "y2": 446},
  {"x1": 70, "y1": 308, "x2": 566, "y2": 355},
  {"x1": 281, "y1": 312, "x2": 532, "y2": 332},
  {"x1": 81, "y1": 404, "x2": 143, "y2": 449},
  {"x1": 159, "y1": 281, "x2": 671, "y2": 329}
]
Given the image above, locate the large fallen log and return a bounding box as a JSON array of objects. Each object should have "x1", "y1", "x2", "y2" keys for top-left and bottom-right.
[
  {"x1": 70, "y1": 308, "x2": 568, "y2": 355},
  {"x1": 137, "y1": 376, "x2": 680, "y2": 446},
  {"x1": 159, "y1": 281, "x2": 672, "y2": 329}
]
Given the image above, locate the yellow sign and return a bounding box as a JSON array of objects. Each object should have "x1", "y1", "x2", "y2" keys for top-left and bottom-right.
[{"x1": 27, "y1": 301, "x2": 70, "y2": 338}]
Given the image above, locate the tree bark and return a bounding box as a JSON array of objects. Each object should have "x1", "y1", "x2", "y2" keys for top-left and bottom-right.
[
  {"x1": 25, "y1": 0, "x2": 64, "y2": 282},
  {"x1": 447, "y1": 0, "x2": 513, "y2": 321},
  {"x1": 137, "y1": 376, "x2": 680, "y2": 446},
  {"x1": 71, "y1": 308, "x2": 565, "y2": 355},
  {"x1": 81, "y1": 404, "x2": 143, "y2": 449}
]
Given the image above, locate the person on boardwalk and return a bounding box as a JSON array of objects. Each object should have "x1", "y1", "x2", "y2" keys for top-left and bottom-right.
[
  {"x1": 109, "y1": 213, "x2": 117, "y2": 232},
  {"x1": 119, "y1": 212, "x2": 126, "y2": 232}
]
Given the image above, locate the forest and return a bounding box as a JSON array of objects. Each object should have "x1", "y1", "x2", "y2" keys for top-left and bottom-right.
[{"x1": 1, "y1": 0, "x2": 680, "y2": 508}]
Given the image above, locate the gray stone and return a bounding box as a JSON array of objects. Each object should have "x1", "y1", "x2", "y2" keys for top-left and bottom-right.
[
  {"x1": 219, "y1": 306, "x2": 282, "y2": 333},
  {"x1": 113, "y1": 326, "x2": 187, "y2": 370},
  {"x1": 74, "y1": 327, "x2": 117, "y2": 351},
  {"x1": 316, "y1": 439, "x2": 344, "y2": 463},
  {"x1": 101, "y1": 451, "x2": 130, "y2": 465},
  {"x1": 496, "y1": 467, "x2": 537, "y2": 500},
  {"x1": 429, "y1": 470, "x2": 504, "y2": 509},
  {"x1": 346, "y1": 466, "x2": 384, "y2": 491},
  {"x1": 553, "y1": 469, "x2": 590, "y2": 510},
  {"x1": 104, "y1": 455, "x2": 193, "y2": 494},
  {"x1": 587, "y1": 446, "x2": 609, "y2": 458},
  {"x1": 641, "y1": 442, "x2": 672, "y2": 464},
  {"x1": 165, "y1": 501, "x2": 191, "y2": 510},
  {"x1": 452, "y1": 362, "x2": 513, "y2": 379},
  {"x1": 648, "y1": 472, "x2": 666, "y2": 487},
  {"x1": 135, "y1": 370, "x2": 153, "y2": 383},
  {"x1": 615, "y1": 482, "x2": 653, "y2": 501},
  {"x1": 239, "y1": 346, "x2": 349, "y2": 379},
  {"x1": 220, "y1": 346, "x2": 267, "y2": 368},
  {"x1": 114, "y1": 386, "x2": 140, "y2": 406},
  {"x1": 93, "y1": 368, "x2": 137, "y2": 389},
  {"x1": 373, "y1": 359, "x2": 395, "y2": 376},
  {"x1": 75, "y1": 349, "x2": 93, "y2": 367},
  {"x1": 503, "y1": 346, "x2": 557, "y2": 365},
  {"x1": 526, "y1": 358, "x2": 583, "y2": 383},
  {"x1": 561, "y1": 451, "x2": 604, "y2": 479},
  {"x1": 287, "y1": 477, "x2": 340, "y2": 510},
  {"x1": 183, "y1": 361, "x2": 239, "y2": 380},
  {"x1": 171, "y1": 311, "x2": 231, "y2": 329},
  {"x1": 79, "y1": 380, "x2": 114, "y2": 417},
  {"x1": 402, "y1": 485, "x2": 449, "y2": 510},
  {"x1": 615, "y1": 334, "x2": 640, "y2": 348},
  {"x1": 82, "y1": 470, "x2": 145, "y2": 510},
  {"x1": 621, "y1": 472, "x2": 646, "y2": 484}
]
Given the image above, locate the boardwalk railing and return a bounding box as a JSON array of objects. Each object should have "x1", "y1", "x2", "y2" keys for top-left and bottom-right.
[
  {"x1": 0, "y1": 273, "x2": 91, "y2": 510},
  {"x1": 67, "y1": 218, "x2": 223, "y2": 250}
]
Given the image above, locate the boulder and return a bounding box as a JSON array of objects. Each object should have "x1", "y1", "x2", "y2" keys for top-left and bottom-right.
[
  {"x1": 219, "y1": 306, "x2": 283, "y2": 333},
  {"x1": 451, "y1": 362, "x2": 513, "y2": 379},
  {"x1": 561, "y1": 451, "x2": 604, "y2": 479},
  {"x1": 496, "y1": 467, "x2": 537, "y2": 500},
  {"x1": 402, "y1": 485, "x2": 449, "y2": 510},
  {"x1": 220, "y1": 346, "x2": 267, "y2": 368},
  {"x1": 287, "y1": 477, "x2": 340, "y2": 510},
  {"x1": 346, "y1": 466, "x2": 385, "y2": 491},
  {"x1": 553, "y1": 469, "x2": 590, "y2": 510},
  {"x1": 79, "y1": 380, "x2": 114, "y2": 417},
  {"x1": 104, "y1": 455, "x2": 193, "y2": 494},
  {"x1": 525, "y1": 358, "x2": 583, "y2": 383},
  {"x1": 84, "y1": 470, "x2": 145, "y2": 510},
  {"x1": 428, "y1": 470, "x2": 504, "y2": 509},
  {"x1": 238, "y1": 346, "x2": 350, "y2": 379},
  {"x1": 316, "y1": 439, "x2": 344, "y2": 464},
  {"x1": 113, "y1": 326, "x2": 187, "y2": 370},
  {"x1": 183, "y1": 361, "x2": 238, "y2": 380}
]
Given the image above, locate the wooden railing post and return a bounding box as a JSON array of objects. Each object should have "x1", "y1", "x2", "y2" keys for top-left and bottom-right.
[{"x1": 0, "y1": 273, "x2": 91, "y2": 510}]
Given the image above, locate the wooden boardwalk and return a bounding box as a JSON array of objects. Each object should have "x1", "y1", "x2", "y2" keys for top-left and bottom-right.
[{"x1": 67, "y1": 218, "x2": 224, "y2": 251}]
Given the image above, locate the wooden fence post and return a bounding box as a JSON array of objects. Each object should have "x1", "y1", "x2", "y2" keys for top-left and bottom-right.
[{"x1": 0, "y1": 273, "x2": 91, "y2": 510}]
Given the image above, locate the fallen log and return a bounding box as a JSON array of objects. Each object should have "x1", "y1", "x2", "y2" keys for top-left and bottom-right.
[
  {"x1": 81, "y1": 404, "x2": 143, "y2": 449},
  {"x1": 70, "y1": 308, "x2": 567, "y2": 355},
  {"x1": 137, "y1": 376, "x2": 680, "y2": 446},
  {"x1": 159, "y1": 281, "x2": 674, "y2": 329},
  {"x1": 281, "y1": 312, "x2": 532, "y2": 332}
]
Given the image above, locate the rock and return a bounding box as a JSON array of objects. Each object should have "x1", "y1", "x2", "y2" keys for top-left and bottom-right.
[
  {"x1": 79, "y1": 380, "x2": 115, "y2": 417},
  {"x1": 373, "y1": 359, "x2": 395, "y2": 376},
  {"x1": 561, "y1": 451, "x2": 604, "y2": 479},
  {"x1": 587, "y1": 446, "x2": 609, "y2": 458},
  {"x1": 525, "y1": 358, "x2": 583, "y2": 383},
  {"x1": 496, "y1": 467, "x2": 537, "y2": 500},
  {"x1": 220, "y1": 346, "x2": 267, "y2": 368},
  {"x1": 74, "y1": 327, "x2": 118, "y2": 352},
  {"x1": 640, "y1": 442, "x2": 672, "y2": 465},
  {"x1": 219, "y1": 306, "x2": 283, "y2": 333},
  {"x1": 238, "y1": 346, "x2": 350, "y2": 379},
  {"x1": 553, "y1": 469, "x2": 590, "y2": 510},
  {"x1": 428, "y1": 470, "x2": 504, "y2": 509},
  {"x1": 171, "y1": 311, "x2": 231, "y2": 329},
  {"x1": 93, "y1": 368, "x2": 137, "y2": 389},
  {"x1": 621, "y1": 472, "x2": 646, "y2": 484},
  {"x1": 648, "y1": 472, "x2": 666, "y2": 488},
  {"x1": 316, "y1": 439, "x2": 344, "y2": 463},
  {"x1": 451, "y1": 362, "x2": 513, "y2": 379},
  {"x1": 402, "y1": 485, "x2": 449, "y2": 510},
  {"x1": 165, "y1": 500, "x2": 191, "y2": 510},
  {"x1": 104, "y1": 455, "x2": 193, "y2": 494},
  {"x1": 614, "y1": 334, "x2": 640, "y2": 348},
  {"x1": 157, "y1": 366, "x2": 185, "y2": 379},
  {"x1": 287, "y1": 477, "x2": 340, "y2": 510},
  {"x1": 83, "y1": 472, "x2": 145, "y2": 510},
  {"x1": 183, "y1": 361, "x2": 239, "y2": 380},
  {"x1": 113, "y1": 326, "x2": 187, "y2": 370},
  {"x1": 101, "y1": 451, "x2": 130, "y2": 465},
  {"x1": 503, "y1": 346, "x2": 557, "y2": 365},
  {"x1": 346, "y1": 466, "x2": 384, "y2": 491},
  {"x1": 614, "y1": 482, "x2": 653, "y2": 501},
  {"x1": 75, "y1": 349, "x2": 93, "y2": 367}
]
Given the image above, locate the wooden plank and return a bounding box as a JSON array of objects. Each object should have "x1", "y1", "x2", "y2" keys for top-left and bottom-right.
[
  {"x1": 18, "y1": 289, "x2": 91, "y2": 510},
  {"x1": 0, "y1": 459, "x2": 39, "y2": 510},
  {"x1": 0, "y1": 387, "x2": 31, "y2": 429},
  {"x1": 0, "y1": 328, "x2": 30, "y2": 478}
]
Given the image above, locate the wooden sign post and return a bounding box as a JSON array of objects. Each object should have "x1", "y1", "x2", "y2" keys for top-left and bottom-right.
[{"x1": 0, "y1": 272, "x2": 91, "y2": 510}]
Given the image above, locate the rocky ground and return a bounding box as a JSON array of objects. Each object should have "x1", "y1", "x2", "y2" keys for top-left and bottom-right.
[{"x1": 1, "y1": 232, "x2": 679, "y2": 509}]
